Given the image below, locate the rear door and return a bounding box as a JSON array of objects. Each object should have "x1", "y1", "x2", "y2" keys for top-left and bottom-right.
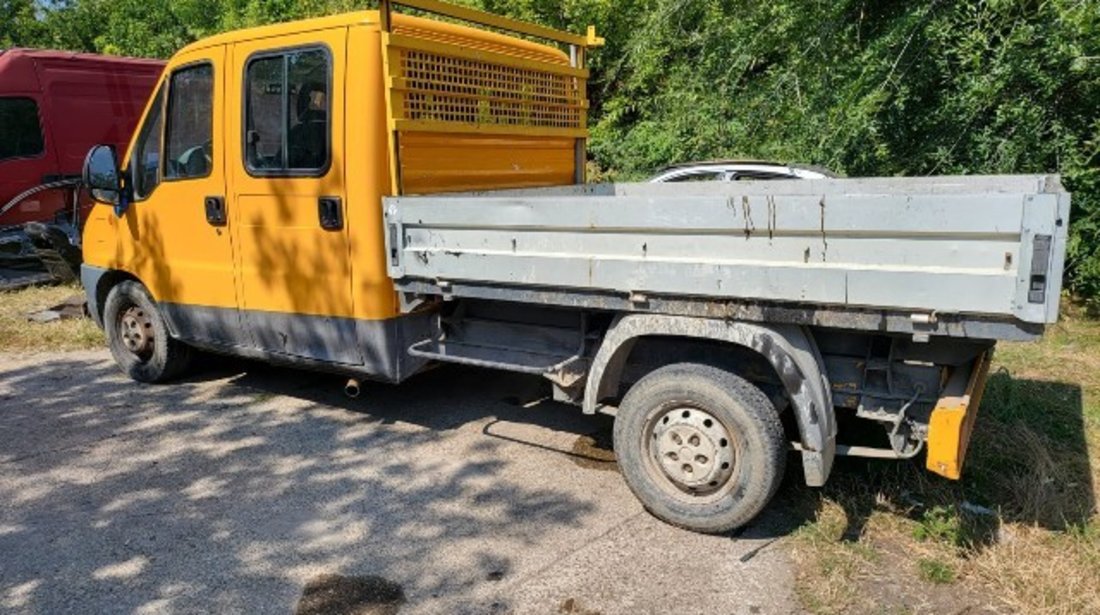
[{"x1": 228, "y1": 29, "x2": 359, "y2": 364}]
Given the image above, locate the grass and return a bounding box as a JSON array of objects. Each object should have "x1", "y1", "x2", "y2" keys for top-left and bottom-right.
[
  {"x1": 791, "y1": 300, "x2": 1100, "y2": 614},
  {"x1": 917, "y1": 558, "x2": 956, "y2": 584},
  {"x1": 0, "y1": 283, "x2": 104, "y2": 352}
]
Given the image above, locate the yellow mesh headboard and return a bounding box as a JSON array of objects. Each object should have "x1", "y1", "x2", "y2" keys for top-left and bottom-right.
[{"x1": 379, "y1": 0, "x2": 601, "y2": 194}]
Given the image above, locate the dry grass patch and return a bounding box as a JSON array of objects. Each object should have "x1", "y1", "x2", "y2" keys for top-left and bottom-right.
[
  {"x1": 791, "y1": 302, "x2": 1100, "y2": 615},
  {"x1": 790, "y1": 500, "x2": 877, "y2": 614},
  {"x1": 968, "y1": 524, "x2": 1100, "y2": 614},
  {"x1": 0, "y1": 283, "x2": 104, "y2": 352}
]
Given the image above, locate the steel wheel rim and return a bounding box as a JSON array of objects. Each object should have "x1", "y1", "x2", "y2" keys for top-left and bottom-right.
[
  {"x1": 117, "y1": 304, "x2": 155, "y2": 361},
  {"x1": 643, "y1": 405, "x2": 738, "y2": 500}
]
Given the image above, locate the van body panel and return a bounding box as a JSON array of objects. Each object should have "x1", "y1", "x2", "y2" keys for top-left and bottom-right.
[
  {"x1": 0, "y1": 49, "x2": 162, "y2": 226},
  {"x1": 398, "y1": 133, "x2": 577, "y2": 194},
  {"x1": 345, "y1": 25, "x2": 404, "y2": 323}
]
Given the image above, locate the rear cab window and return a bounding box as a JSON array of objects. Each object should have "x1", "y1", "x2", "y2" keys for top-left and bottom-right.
[
  {"x1": 0, "y1": 97, "x2": 45, "y2": 161},
  {"x1": 244, "y1": 47, "x2": 331, "y2": 176}
]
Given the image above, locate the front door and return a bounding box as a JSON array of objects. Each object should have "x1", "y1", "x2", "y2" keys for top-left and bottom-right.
[
  {"x1": 120, "y1": 46, "x2": 241, "y2": 346},
  {"x1": 228, "y1": 30, "x2": 359, "y2": 364}
]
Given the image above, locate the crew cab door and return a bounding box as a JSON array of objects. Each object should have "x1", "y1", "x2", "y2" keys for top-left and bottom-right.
[
  {"x1": 228, "y1": 30, "x2": 359, "y2": 364},
  {"x1": 116, "y1": 46, "x2": 242, "y2": 346}
]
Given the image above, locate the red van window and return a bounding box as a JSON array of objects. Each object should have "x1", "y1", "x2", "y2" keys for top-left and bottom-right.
[{"x1": 0, "y1": 97, "x2": 45, "y2": 161}]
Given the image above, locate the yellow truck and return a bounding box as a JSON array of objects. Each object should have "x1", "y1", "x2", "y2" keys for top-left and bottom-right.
[{"x1": 80, "y1": 0, "x2": 1070, "y2": 533}]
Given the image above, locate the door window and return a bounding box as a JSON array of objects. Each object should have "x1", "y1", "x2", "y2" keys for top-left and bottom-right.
[
  {"x1": 164, "y1": 63, "x2": 215, "y2": 180},
  {"x1": 244, "y1": 47, "x2": 330, "y2": 176},
  {"x1": 130, "y1": 85, "x2": 165, "y2": 200},
  {"x1": 0, "y1": 97, "x2": 45, "y2": 161}
]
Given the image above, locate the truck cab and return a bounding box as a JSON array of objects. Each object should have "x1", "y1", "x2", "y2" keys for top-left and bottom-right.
[{"x1": 80, "y1": 5, "x2": 594, "y2": 381}]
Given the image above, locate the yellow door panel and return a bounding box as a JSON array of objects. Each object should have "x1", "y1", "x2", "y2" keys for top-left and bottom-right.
[
  {"x1": 104, "y1": 47, "x2": 239, "y2": 337},
  {"x1": 229, "y1": 28, "x2": 358, "y2": 362},
  {"x1": 233, "y1": 194, "x2": 353, "y2": 316}
]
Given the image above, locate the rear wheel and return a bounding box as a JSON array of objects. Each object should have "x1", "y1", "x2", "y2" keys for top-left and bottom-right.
[
  {"x1": 104, "y1": 280, "x2": 192, "y2": 383},
  {"x1": 613, "y1": 363, "x2": 786, "y2": 533}
]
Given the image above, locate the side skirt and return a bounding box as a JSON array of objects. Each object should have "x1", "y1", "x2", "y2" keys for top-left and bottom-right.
[{"x1": 160, "y1": 303, "x2": 435, "y2": 384}]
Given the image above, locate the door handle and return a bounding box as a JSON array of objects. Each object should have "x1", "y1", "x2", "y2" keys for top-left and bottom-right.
[
  {"x1": 204, "y1": 196, "x2": 227, "y2": 226},
  {"x1": 318, "y1": 196, "x2": 343, "y2": 230}
]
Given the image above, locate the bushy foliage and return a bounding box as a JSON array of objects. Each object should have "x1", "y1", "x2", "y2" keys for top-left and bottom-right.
[{"x1": 5, "y1": 0, "x2": 1098, "y2": 304}]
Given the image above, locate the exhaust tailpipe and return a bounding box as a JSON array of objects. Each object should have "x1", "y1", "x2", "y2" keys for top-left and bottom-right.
[{"x1": 344, "y1": 378, "x2": 361, "y2": 399}]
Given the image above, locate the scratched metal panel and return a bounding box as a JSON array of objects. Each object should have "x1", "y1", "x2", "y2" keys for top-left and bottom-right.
[
  {"x1": 403, "y1": 228, "x2": 1023, "y2": 271},
  {"x1": 385, "y1": 175, "x2": 1069, "y2": 324},
  {"x1": 390, "y1": 194, "x2": 1026, "y2": 235}
]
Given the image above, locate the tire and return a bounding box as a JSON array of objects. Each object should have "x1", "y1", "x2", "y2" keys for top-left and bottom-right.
[
  {"x1": 103, "y1": 280, "x2": 192, "y2": 383},
  {"x1": 613, "y1": 362, "x2": 786, "y2": 533}
]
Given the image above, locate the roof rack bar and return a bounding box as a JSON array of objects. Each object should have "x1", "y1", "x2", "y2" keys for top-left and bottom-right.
[{"x1": 378, "y1": 0, "x2": 603, "y2": 49}]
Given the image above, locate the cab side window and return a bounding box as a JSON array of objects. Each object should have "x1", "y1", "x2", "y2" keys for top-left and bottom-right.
[
  {"x1": 164, "y1": 63, "x2": 214, "y2": 180},
  {"x1": 245, "y1": 47, "x2": 330, "y2": 176},
  {"x1": 131, "y1": 85, "x2": 165, "y2": 200}
]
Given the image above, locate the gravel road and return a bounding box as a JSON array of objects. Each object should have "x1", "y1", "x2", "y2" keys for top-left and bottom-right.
[{"x1": 0, "y1": 350, "x2": 799, "y2": 614}]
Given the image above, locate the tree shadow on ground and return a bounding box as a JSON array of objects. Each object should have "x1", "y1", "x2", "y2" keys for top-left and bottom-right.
[
  {"x1": 176, "y1": 356, "x2": 873, "y2": 545},
  {"x1": 0, "y1": 355, "x2": 605, "y2": 614}
]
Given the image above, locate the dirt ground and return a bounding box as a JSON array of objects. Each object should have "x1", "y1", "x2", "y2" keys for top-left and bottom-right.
[{"x1": 0, "y1": 350, "x2": 798, "y2": 614}]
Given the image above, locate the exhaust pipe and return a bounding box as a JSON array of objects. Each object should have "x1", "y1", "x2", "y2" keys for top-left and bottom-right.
[{"x1": 344, "y1": 378, "x2": 361, "y2": 399}]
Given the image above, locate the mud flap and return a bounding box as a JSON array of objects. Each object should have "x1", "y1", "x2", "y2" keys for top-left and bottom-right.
[{"x1": 925, "y1": 350, "x2": 993, "y2": 479}]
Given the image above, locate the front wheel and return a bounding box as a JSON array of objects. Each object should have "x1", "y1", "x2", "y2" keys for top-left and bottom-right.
[
  {"x1": 613, "y1": 363, "x2": 786, "y2": 533},
  {"x1": 103, "y1": 280, "x2": 192, "y2": 383}
]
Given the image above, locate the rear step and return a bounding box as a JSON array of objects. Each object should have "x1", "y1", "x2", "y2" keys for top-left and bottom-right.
[{"x1": 406, "y1": 303, "x2": 588, "y2": 376}]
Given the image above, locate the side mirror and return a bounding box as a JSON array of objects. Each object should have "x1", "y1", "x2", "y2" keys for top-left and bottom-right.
[{"x1": 82, "y1": 145, "x2": 121, "y2": 205}]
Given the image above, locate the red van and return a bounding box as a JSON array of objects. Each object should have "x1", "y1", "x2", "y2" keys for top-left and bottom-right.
[{"x1": 0, "y1": 49, "x2": 163, "y2": 228}]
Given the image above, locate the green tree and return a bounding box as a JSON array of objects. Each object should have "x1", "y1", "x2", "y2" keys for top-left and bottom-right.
[
  {"x1": 0, "y1": 0, "x2": 46, "y2": 47},
  {"x1": 8, "y1": 0, "x2": 1100, "y2": 305}
]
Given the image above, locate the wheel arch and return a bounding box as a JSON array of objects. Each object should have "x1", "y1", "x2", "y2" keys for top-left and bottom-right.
[
  {"x1": 81, "y1": 265, "x2": 141, "y2": 329},
  {"x1": 583, "y1": 313, "x2": 837, "y2": 486}
]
